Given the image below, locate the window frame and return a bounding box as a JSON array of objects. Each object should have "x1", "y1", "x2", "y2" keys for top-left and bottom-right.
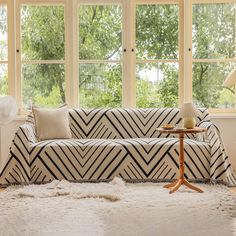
[
  {"x1": 15, "y1": 0, "x2": 67, "y2": 113},
  {"x1": 76, "y1": 0, "x2": 126, "y2": 108},
  {"x1": 135, "y1": 0, "x2": 184, "y2": 108},
  {"x1": 189, "y1": 0, "x2": 236, "y2": 113},
  {"x1": 3, "y1": 0, "x2": 236, "y2": 114}
]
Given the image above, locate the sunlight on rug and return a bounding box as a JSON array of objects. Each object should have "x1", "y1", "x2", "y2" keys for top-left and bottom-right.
[{"x1": 0, "y1": 179, "x2": 236, "y2": 236}]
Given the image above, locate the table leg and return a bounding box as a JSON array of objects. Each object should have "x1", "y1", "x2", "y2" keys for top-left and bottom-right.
[
  {"x1": 183, "y1": 179, "x2": 203, "y2": 193},
  {"x1": 168, "y1": 134, "x2": 185, "y2": 194},
  {"x1": 164, "y1": 133, "x2": 203, "y2": 194},
  {"x1": 163, "y1": 180, "x2": 178, "y2": 188},
  {"x1": 169, "y1": 179, "x2": 182, "y2": 194}
]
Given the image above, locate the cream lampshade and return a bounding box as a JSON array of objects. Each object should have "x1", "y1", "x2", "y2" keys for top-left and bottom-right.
[{"x1": 179, "y1": 102, "x2": 198, "y2": 129}]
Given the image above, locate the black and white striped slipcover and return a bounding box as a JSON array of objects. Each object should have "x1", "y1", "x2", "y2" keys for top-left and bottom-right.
[{"x1": 0, "y1": 108, "x2": 235, "y2": 186}]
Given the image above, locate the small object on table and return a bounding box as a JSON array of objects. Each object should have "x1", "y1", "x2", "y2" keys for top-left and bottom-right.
[
  {"x1": 156, "y1": 127, "x2": 207, "y2": 194},
  {"x1": 162, "y1": 124, "x2": 174, "y2": 130}
]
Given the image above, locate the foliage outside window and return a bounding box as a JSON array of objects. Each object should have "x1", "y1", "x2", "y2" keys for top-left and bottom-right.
[
  {"x1": 0, "y1": 5, "x2": 8, "y2": 96},
  {"x1": 192, "y1": 3, "x2": 236, "y2": 109},
  {"x1": 78, "y1": 5, "x2": 122, "y2": 108},
  {"x1": 136, "y1": 4, "x2": 179, "y2": 108},
  {"x1": 21, "y1": 5, "x2": 65, "y2": 108}
]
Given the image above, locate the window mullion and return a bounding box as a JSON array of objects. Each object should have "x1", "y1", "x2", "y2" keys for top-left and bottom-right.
[
  {"x1": 184, "y1": 0, "x2": 193, "y2": 102},
  {"x1": 21, "y1": 60, "x2": 65, "y2": 64},
  {"x1": 136, "y1": 59, "x2": 179, "y2": 63},
  {"x1": 65, "y1": 0, "x2": 78, "y2": 108},
  {"x1": 193, "y1": 58, "x2": 236, "y2": 62},
  {"x1": 179, "y1": 0, "x2": 184, "y2": 106},
  {"x1": 15, "y1": 0, "x2": 22, "y2": 111},
  {"x1": 8, "y1": 0, "x2": 16, "y2": 100},
  {"x1": 78, "y1": 60, "x2": 121, "y2": 64},
  {"x1": 122, "y1": 0, "x2": 136, "y2": 108}
]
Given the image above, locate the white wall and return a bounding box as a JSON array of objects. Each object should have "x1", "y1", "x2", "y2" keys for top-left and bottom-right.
[{"x1": 0, "y1": 117, "x2": 236, "y2": 172}]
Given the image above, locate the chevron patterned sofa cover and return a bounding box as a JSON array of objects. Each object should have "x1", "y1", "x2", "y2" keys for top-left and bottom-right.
[{"x1": 0, "y1": 108, "x2": 236, "y2": 186}]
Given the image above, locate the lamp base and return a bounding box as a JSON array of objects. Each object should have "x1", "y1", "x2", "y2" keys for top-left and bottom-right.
[{"x1": 183, "y1": 117, "x2": 196, "y2": 129}]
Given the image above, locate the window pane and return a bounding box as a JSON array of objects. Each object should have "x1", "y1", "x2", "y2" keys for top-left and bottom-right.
[
  {"x1": 21, "y1": 6, "x2": 65, "y2": 60},
  {"x1": 193, "y1": 63, "x2": 235, "y2": 109},
  {"x1": 0, "y1": 5, "x2": 7, "y2": 61},
  {"x1": 192, "y1": 3, "x2": 235, "y2": 59},
  {"x1": 136, "y1": 63, "x2": 178, "y2": 108},
  {"x1": 136, "y1": 4, "x2": 179, "y2": 60},
  {"x1": 78, "y1": 5, "x2": 122, "y2": 60},
  {"x1": 0, "y1": 63, "x2": 8, "y2": 96},
  {"x1": 79, "y1": 63, "x2": 122, "y2": 108},
  {"x1": 22, "y1": 64, "x2": 65, "y2": 108}
]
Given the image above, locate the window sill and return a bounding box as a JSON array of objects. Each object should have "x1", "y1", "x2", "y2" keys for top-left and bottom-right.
[{"x1": 210, "y1": 114, "x2": 236, "y2": 119}]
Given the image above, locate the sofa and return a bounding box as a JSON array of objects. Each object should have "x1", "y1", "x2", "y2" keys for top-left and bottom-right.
[{"x1": 0, "y1": 108, "x2": 236, "y2": 186}]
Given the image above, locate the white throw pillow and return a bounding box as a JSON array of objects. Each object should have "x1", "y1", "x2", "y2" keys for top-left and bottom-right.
[{"x1": 32, "y1": 105, "x2": 72, "y2": 141}]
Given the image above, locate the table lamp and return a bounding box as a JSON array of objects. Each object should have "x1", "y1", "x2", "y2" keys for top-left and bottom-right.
[
  {"x1": 179, "y1": 102, "x2": 198, "y2": 129},
  {"x1": 0, "y1": 96, "x2": 18, "y2": 125}
]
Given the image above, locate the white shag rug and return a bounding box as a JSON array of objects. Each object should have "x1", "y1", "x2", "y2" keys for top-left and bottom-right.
[{"x1": 0, "y1": 178, "x2": 236, "y2": 236}]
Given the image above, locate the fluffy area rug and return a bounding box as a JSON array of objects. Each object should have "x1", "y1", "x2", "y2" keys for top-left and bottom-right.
[{"x1": 0, "y1": 178, "x2": 236, "y2": 236}]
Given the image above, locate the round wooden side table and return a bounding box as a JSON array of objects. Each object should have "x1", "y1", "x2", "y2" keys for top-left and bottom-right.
[{"x1": 156, "y1": 127, "x2": 207, "y2": 194}]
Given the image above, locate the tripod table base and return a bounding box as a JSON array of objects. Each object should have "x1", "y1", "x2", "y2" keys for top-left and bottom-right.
[{"x1": 164, "y1": 179, "x2": 204, "y2": 194}]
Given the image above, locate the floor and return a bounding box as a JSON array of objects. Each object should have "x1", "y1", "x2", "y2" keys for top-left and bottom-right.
[
  {"x1": 231, "y1": 187, "x2": 236, "y2": 193},
  {"x1": 0, "y1": 180, "x2": 235, "y2": 236},
  {"x1": 1, "y1": 186, "x2": 236, "y2": 192}
]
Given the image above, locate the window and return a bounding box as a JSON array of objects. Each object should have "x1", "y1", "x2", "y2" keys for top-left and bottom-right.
[
  {"x1": 0, "y1": 4, "x2": 8, "y2": 96},
  {"x1": 4, "y1": 0, "x2": 236, "y2": 113},
  {"x1": 192, "y1": 2, "x2": 236, "y2": 109},
  {"x1": 136, "y1": 3, "x2": 180, "y2": 108},
  {"x1": 18, "y1": 3, "x2": 65, "y2": 108},
  {"x1": 78, "y1": 4, "x2": 123, "y2": 108}
]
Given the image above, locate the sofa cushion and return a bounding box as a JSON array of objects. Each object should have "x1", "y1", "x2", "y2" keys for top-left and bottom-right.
[
  {"x1": 28, "y1": 137, "x2": 211, "y2": 182},
  {"x1": 32, "y1": 105, "x2": 72, "y2": 141},
  {"x1": 69, "y1": 108, "x2": 210, "y2": 139},
  {"x1": 29, "y1": 139, "x2": 127, "y2": 181},
  {"x1": 112, "y1": 138, "x2": 211, "y2": 180}
]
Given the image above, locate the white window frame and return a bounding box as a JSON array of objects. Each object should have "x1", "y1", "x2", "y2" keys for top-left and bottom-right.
[
  {"x1": 189, "y1": 0, "x2": 236, "y2": 113},
  {"x1": 76, "y1": 0, "x2": 128, "y2": 107},
  {"x1": 3, "y1": 0, "x2": 236, "y2": 114},
  {"x1": 15, "y1": 0, "x2": 67, "y2": 113},
  {"x1": 134, "y1": 0, "x2": 184, "y2": 108}
]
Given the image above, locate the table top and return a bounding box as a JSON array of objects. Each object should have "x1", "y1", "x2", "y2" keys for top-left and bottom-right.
[{"x1": 156, "y1": 126, "x2": 207, "y2": 134}]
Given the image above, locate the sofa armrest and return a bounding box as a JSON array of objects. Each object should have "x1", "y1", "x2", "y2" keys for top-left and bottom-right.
[
  {"x1": 198, "y1": 120, "x2": 215, "y2": 129},
  {"x1": 19, "y1": 123, "x2": 37, "y2": 144},
  {"x1": 0, "y1": 124, "x2": 37, "y2": 184},
  {"x1": 197, "y1": 121, "x2": 215, "y2": 142},
  {"x1": 197, "y1": 120, "x2": 236, "y2": 186}
]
